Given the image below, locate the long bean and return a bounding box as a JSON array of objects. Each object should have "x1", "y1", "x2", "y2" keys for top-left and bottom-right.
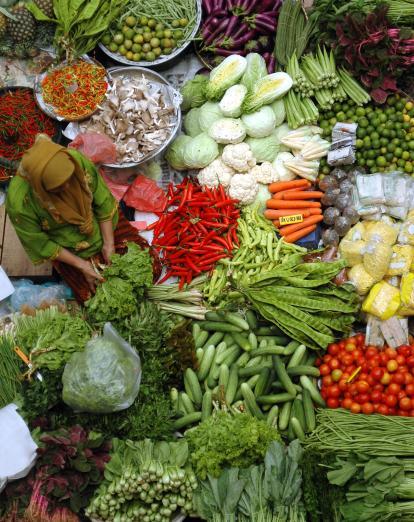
[{"x1": 0, "y1": 334, "x2": 21, "y2": 407}]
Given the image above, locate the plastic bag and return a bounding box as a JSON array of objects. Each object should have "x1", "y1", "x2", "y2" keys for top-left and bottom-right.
[
  {"x1": 362, "y1": 281, "x2": 400, "y2": 320},
  {"x1": 69, "y1": 132, "x2": 117, "y2": 164},
  {"x1": 9, "y1": 280, "x2": 72, "y2": 312},
  {"x1": 101, "y1": 172, "x2": 130, "y2": 202},
  {"x1": 62, "y1": 323, "x2": 141, "y2": 413},
  {"x1": 123, "y1": 174, "x2": 167, "y2": 212},
  {"x1": 356, "y1": 173, "x2": 385, "y2": 205}
]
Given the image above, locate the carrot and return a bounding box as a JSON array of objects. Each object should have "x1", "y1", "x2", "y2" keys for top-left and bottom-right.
[
  {"x1": 269, "y1": 179, "x2": 311, "y2": 193},
  {"x1": 283, "y1": 225, "x2": 317, "y2": 243},
  {"x1": 266, "y1": 199, "x2": 321, "y2": 209},
  {"x1": 309, "y1": 208, "x2": 322, "y2": 215},
  {"x1": 283, "y1": 191, "x2": 324, "y2": 200},
  {"x1": 264, "y1": 209, "x2": 311, "y2": 219},
  {"x1": 272, "y1": 187, "x2": 303, "y2": 200},
  {"x1": 279, "y1": 215, "x2": 323, "y2": 236}
]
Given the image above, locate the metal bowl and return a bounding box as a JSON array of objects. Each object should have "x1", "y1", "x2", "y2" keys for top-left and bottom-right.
[
  {"x1": 98, "y1": 0, "x2": 202, "y2": 68},
  {"x1": 33, "y1": 56, "x2": 110, "y2": 122},
  {"x1": 101, "y1": 67, "x2": 182, "y2": 168}
]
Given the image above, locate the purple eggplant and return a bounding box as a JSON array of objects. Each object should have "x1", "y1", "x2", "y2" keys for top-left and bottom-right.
[
  {"x1": 202, "y1": 15, "x2": 222, "y2": 30},
  {"x1": 202, "y1": 0, "x2": 215, "y2": 15},
  {"x1": 215, "y1": 48, "x2": 246, "y2": 56},
  {"x1": 250, "y1": 18, "x2": 276, "y2": 33},
  {"x1": 211, "y1": 8, "x2": 228, "y2": 16},
  {"x1": 256, "y1": 0, "x2": 281, "y2": 11},
  {"x1": 231, "y1": 22, "x2": 250, "y2": 41},
  {"x1": 203, "y1": 18, "x2": 228, "y2": 46},
  {"x1": 224, "y1": 15, "x2": 239, "y2": 37},
  {"x1": 267, "y1": 55, "x2": 276, "y2": 73},
  {"x1": 213, "y1": 0, "x2": 225, "y2": 9},
  {"x1": 244, "y1": 0, "x2": 259, "y2": 15},
  {"x1": 229, "y1": 29, "x2": 257, "y2": 49}
]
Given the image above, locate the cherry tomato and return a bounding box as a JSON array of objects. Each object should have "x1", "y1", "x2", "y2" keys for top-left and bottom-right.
[
  {"x1": 353, "y1": 348, "x2": 362, "y2": 359},
  {"x1": 323, "y1": 354, "x2": 333, "y2": 363},
  {"x1": 345, "y1": 342, "x2": 356, "y2": 352},
  {"x1": 388, "y1": 383, "x2": 401, "y2": 395},
  {"x1": 387, "y1": 360, "x2": 399, "y2": 372},
  {"x1": 355, "y1": 333, "x2": 365, "y2": 345},
  {"x1": 356, "y1": 380, "x2": 369, "y2": 393},
  {"x1": 398, "y1": 410, "x2": 409, "y2": 417},
  {"x1": 400, "y1": 397, "x2": 412, "y2": 411},
  {"x1": 372, "y1": 383, "x2": 384, "y2": 392},
  {"x1": 326, "y1": 398, "x2": 339, "y2": 408},
  {"x1": 329, "y1": 358, "x2": 340, "y2": 370},
  {"x1": 340, "y1": 353, "x2": 354, "y2": 366},
  {"x1": 397, "y1": 345, "x2": 411, "y2": 357},
  {"x1": 388, "y1": 407, "x2": 397, "y2": 416},
  {"x1": 411, "y1": 398, "x2": 414, "y2": 409},
  {"x1": 328, "y1": 343, "x2": 340, "y2": 355},
  {"x1": 315, "y1": 358, "x2": 322, "y2": 367},
  {"x1": 406, "y1": 356, "x2": 414, "y2": 368},
  {"x1": 368, "y1": 356, "x2": 381, "y2": 369},
  {"x1": 343, "y1": 391, "x2": 352, "y2": 399},
  {"x1": 358, "y1": 372, "x2": 369, "y2": 382},
  {"x1": 338, "y1": 340, "x2": 346, "y2": 350},
  {"x1": 371, "y1": 390, "x2": 382, "y2": 403},
  {"x1": 405, "y1": 383, "x2": 414, "y2": 396},
  {"x1": 322, "y1": 375, "x2": 333, "y2": 386},
  {"x1": 371, "y1": 367, "x2": 384, "y2": 381},
  {"x1": 381, "y1": 372, "x2": 392, "y2": 385},
  {"x1": 362, "y1": 402, "x2": 374, "y2": 415},
  {"x1": 319, "y1": 364, "x2": 331, "y2": 376},
  {"x1": 366, "y1": 375, "x2": 375, "y2": 386},
  {"x1": 385, "y1": 348, "x2": 398, "y2": 359},
  {"x1": 396, "y1": 355, "x2": 406, "y2": 366},
  {"x1": 327, "y1": 385, "x2": 341, "y2": 398},
  {"x1": 377, "y1": 404, "x2": 389, "y2": 415},
  {"x1": 409, "y1": 410, "x2": 414, "y2": 417},
  {"x1": 392, "y1": 372, "x2": 406, "y2": 385},
  {"x1": 366, "y1": 347, "x2": 378, "y2": 359},
  {"x1": 397, "y1": 390, "x2": 407, "y2": 401},
  {"x1": 342, "y1": 398, "x2": 353, "y2": 409},
  {"x1": 385, "y1": 394, "x2": 398, "y2": 407},
  {"x1": 331, "y1": 369, "x2": 343, "y2": 382},
  {"x1": 350, "y1": 402, "x2": 361, "y2": 414},
  {"x1": 348, "y1": 383, "x2": 358, "y2": 396},
  {"x1": 321, "y1": 389, "x2": 329, "y2": 400},
  {"x1": 379, "y1": 353, "x2": 389, "y2": 366}
]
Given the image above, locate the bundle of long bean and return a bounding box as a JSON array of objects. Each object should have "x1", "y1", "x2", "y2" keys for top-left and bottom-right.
[
  {"x1": 305, "y1": 409, "x2": 414, "y2": 457},
  {"x1": 0, "y1": 334, "x2": 21, "y2": 407}
]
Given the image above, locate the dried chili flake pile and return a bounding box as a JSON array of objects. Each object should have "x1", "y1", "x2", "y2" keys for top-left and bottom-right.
[
  {"x1": 151, "y1": 179, "x2": 240, "y2": 287},
  {"x1": 41, "y1": 61, "x2": 108, "y2": 120},
  {"x1": 0, "y1": 88, "x2": 57, "y2": 180}
]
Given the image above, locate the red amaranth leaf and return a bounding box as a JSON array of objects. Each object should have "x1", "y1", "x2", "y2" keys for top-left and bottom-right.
[{"x1": 371, "y1": 87, "x2": 389, "y2": 103}]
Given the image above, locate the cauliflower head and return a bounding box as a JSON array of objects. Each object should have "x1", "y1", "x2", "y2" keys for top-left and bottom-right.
[
  {"x1": 197, "y1": 158, "x2": 235, "y2": 189},
  {"x1": 229, "y1": 173, "x2": 258, "y2": 205},
  {"x1": 222, "y1": 143, "x2": 256, "y2": 173},
  {"x1": 250, "y1": 162, "x2": 279, "y2": 184}
]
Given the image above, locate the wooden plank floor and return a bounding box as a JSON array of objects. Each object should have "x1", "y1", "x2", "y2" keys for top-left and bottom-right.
[{"x1": 0, "y1": 205, "x2": 52, "y2": 277}]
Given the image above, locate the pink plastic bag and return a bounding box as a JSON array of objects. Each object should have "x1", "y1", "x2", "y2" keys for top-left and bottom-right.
[
  {"x1": 101, "y1": 171, "x2": 129, "y2": 202},
  {"x1": 69, "y1": 133, "x2": 117, "y2": 164},
  {"x1": 123, "y1": 175, "x2": 167, "y2": 212}
]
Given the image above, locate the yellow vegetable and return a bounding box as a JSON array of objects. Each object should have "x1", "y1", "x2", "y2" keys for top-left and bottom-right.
[{"x1": 362, "y1": 281, "x2": 401, "y2": 320}]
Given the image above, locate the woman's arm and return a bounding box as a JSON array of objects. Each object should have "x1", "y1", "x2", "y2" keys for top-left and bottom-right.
[
  {"x1": 56, "y1": 248, "x2": 103, "y2": 292},
  {"x1": 99, "y1": 220, "x2": 115, "y2": 264}
]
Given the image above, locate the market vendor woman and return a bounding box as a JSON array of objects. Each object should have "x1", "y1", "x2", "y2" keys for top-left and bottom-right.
[{"x1": 6, "y1": 134, "x2": 154, "y2": 303}]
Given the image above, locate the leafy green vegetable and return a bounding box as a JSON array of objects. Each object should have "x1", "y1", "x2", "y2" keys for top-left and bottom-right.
[
  {"x1": 0, "y1": 334, "x2": 21, "y2": 407},
  {"x1": 240, "y1": 53, "x2": 268, "y2": 92},
  {"x1": 14, "y1": 307, "x2": 91, "y2": 371},
  {"x1": 184, "y1": 107, "x2": 203, "y2": 137},
  {"x1": 181, "y1": 74, "x2": 209, "y2": 112},
  {"x1": 86, "y1": 277, "x2": 136, "y2": 324},
  {"x1": 185, "y1": 411, "x2": 280, "y2": 479}
]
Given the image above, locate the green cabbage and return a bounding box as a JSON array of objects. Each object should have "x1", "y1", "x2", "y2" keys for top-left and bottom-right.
[
  {"x1": 182, "y1": 133, "x2": 219, "y2": 169},
  {"x1": 181, "y1": 74, "x2": 208, "y2": 112},
  {"x1": 184, "y1": 108, "x2": 202, "y2": 137},
  {"x1": 205, "y1": 55, "x2": 247, "y2": 101},
  {"x1": 165, "y1": 134, "x2": 192, "y2": 170},
  {"x1": 219, "y1": 84, "x2": 247, "y2": 118},
  {"x1": 198, "y1": 102, "x2": 223, "y2": 132},
  {"x1": 242, "y1": 106, "x2": 276, "y2": 138},
  {"x1": 240, "y1": 53, "x2": 267, "y2": 92},
  {"x1": 270, "y1": 99, "x2": 286, "y2": 126},
  {"x1": 242, "y1": 72, "x2": 293, "y2": 113},
  {"x1": 273, "y1": 123, "x2": 292, "y2": 152},
  {"x1": 245, "y1": 134, "x2": 280, "y2": 163}
]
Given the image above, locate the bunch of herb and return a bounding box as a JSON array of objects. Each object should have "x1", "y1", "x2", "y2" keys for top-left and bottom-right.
[
  {"x1": 85, "y1": 277, "x2": 136, "y2": 325},
  {"x1": 13, "y1": 307, "x2": 91, "y2": 371},
  {"x1": 0, "y1": 333, "x2": 22, "y2": 408},
  {"x1": 1, "y1": 426, "x2": 111, "y2": 516},
  {"x1": 185, "y1": 411, "x2": 280, "y2": 480}
]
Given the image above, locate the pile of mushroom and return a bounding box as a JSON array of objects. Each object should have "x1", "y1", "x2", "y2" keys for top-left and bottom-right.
[{"x1": 79, "y1": 75, "x2": 175, "y2": 163}]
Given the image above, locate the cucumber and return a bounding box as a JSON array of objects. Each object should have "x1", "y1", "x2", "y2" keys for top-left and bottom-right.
[
  {"x1": 257, "y1": 336, "x2": 289, "y2": 345},
  {"x1": 284, "y1": 340, "x2": 301, "y2": 355},
  {"x1": 180, "y1": 392, "x2": 195, "y2": 414},
  {"x1": 274, "y1": 356, "x2": 297, "y2": 397},
  {"x1": 246, "y1": 374, "x2": 260, "y2": 389},
  {"x1": 287, "y1": 344, "x2": 307, "y2": 368},
  {"x1": 225, "y1": 365, "x2": 239, "y2": 405},
  {"x1": 241, "y1": 383, "x2": 264, "y2": 419},
  {"x1": 271, "y1": 382, "x2": 302, "y2": 393},
  {"x1": 192, "y1": 323, "x2": 201, "y2": 339},
  {"x1": 305, "y1": 353, "x2": 317, "y2": 366},
  {"x1": 254, "y1": 368, "x2": 271, "y2": 397},
  {"x1": 291, "y1": 417, "x2": 306, "y2": 441},
  {"x1": 245, "y1": 356, "x2": 263, "y2": 368},
  {"x1": 201, "y1": 390, "x2": 212, "y2": 422},
  {"x1": 217, "y1": 345, "x2": 238, "y2": 365},
  {"x1": 214, "y1": 341, "x2": 228, "y2": 362},
  {"x1": 198, "y1": 321, "x2": 243, "y2": 332},
  {"x1": 302, "y1": 388, "x2": 316, "y2": 433},
  {"x1": 255, "y1": 326, "x2": 283, "y2": 336},
  {"x1": 248, "y1": 332, "x2": 258, "y2": 351},
  {"x1": 204, "y1": 331, "x2": 225, "y2": 348},
  {"x1": 184, "y1": 368, "x2": 203, "y2": 406},
  {"x1": 218, "y1": 364, "x2": 230, "y2": 389},
  {"x1": 170, "y1": 388, "x2": 179, "y2": 411},
  {"x1": 196, "y1": 348, "x2": 204, "y2": 363},
  {"x1": 173, "y1": 412, "x2": 202, "y2": 431},
  {"x1": 251, "y1": 346, "x2": 286, "y2": 357},
  {"x1": 257, "y1": 393, "x2": 296, "y2": 405},
  {"x1": 287, "y1": 366, "x2": 320, "y2": 378},
  {"x1": 238, "y1": 364, "x2": 272, "y2": 378},
  {"x1": 292, "y1": 397, "x2": 306, "y2": 432},
  {"x1": 195, "y1": 330, "x2": 209, "y2": 349},
  {"x1": 236, "y1": 352, "x2": 251, "y2": 367},
  {"x1": 224, "y1": 312, "x2": 250, "y2": 331},
  {"x1": 231, "y1": 332, "x2": 252, "y2": 352},
  {"x1": 197, "y1": 345, "x2": 215, "y2": 381},
  {"x1": 300, "y1": 376, "x2": 325, "y2": 407},
  {"x1": 223, "y1": 333, "x2": 234, "y2": 346},
  {"x1": 267, "y1": 405, "x2": 279, "y2": 427},
  {"x1": 279, "y1": 401, "x2": 292, "y2": 431},
  {"x1": 222, "y1": 345, "x2": 241, "y2": 367},
  {"x1": 245, "y1": 310, "x2": 258, "y2": 330},
  {"x1": 205, "y1": 311, "x2": 226, "y2": 322},
  {"x1": 176, "y1": 396, "x2": 186, "y2": 416}
]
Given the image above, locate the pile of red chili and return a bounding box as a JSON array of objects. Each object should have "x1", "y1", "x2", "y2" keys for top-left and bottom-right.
[
  {"x1": 41, "y1": 61, "x2": 108, "y2": 120},
  {"x1": 151, "y1": 179, "x2": 240, "y2": 288},
  {"x1": 0, "y1": 88, "x2": 57, "y2": 181}
]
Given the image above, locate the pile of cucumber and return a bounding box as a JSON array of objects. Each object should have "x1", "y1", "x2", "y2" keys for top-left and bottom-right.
[{"x1": 171, "y1": 309, "x2": 325, "y2": 440}]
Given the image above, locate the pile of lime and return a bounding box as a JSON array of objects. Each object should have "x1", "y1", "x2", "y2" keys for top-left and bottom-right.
[
  {"x1": 318, "y1": 95, "x2": 414, "y2": 175},
  {"x1": 101, "y1": 15, "x2": 189, "y2": 62}
]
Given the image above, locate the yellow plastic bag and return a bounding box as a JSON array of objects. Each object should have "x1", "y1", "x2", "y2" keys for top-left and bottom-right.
[
  {"x1": 363, "y1": 242, "x2": 393, "y2": 281},
  {"x1": 348, "y1": 264, "x2": 376, "y2": 295},
  {"x1": 398, "y1": 211, "x2": 414, "y2": 246},
  {"x1": 387, "y1": 245, "x2": 414, "y2": 276},
  {"x1": 364, "y1": 220, "x2": 399, "y2": 245},
  {"x1": 362, "y1": 281, "x2": 401, "y2": 320},
  {"x1": 339, "y1": 239, "x2": 366, "y2": 267},
  {"x1": 343, "y1": 222, "x2": 366, "y2": 243}
]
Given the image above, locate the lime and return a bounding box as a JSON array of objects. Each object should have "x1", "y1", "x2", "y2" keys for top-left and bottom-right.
[
  {"x1": 126, "y1": 15, "x2": 137, "y2": 27},
  {"x1": 142, "y1": 43, "x2": 151, "y2": 52},
  {"x1": 172, "y1": 19, "x2": 180, "y2": 28},
  {"x1": 132, "y1": 53, "x2": 141, "y2": 61},
  {"x1": 359, "y1": 117, "x2": 369, "y2": 128},
  {"x1": 372, "y1": 140, "x2": 381, "y2": 149},
  {"x1": 164, "y1": 29, "x2": 173, "y2": 38},
  {"x1": 134, "y1": 33, "x2": 143, "y2": 43},
  {"x1": 101, "y1": 34, "x2": 111, "y2": 45},
  {"x1": 376, "y1": 156, "x2": 387, "y2": 167},
  {"x1": 367, "y1": 111, "x2": 376, "y2": 120},
  {"x1": 132, "y1": 43, "x2": 142, "y2": 52},
  {"x1": 153, "y1": 47, "x2": 162, "y2": 57},
  {"x1": 122, "y1": 25, "x2": 130, "y2": 34},
  {"x1": 366, "y1": 159, "x2": 375, "y2": 167},
  {"x1": 385, "y1": 153, "x2": 394, "y2": 162},
  {"x1": 136, "y1": 27, "x2": 144, "y2": 34},
  {"x1": 356, "y1": 139, "x2": 364, "y2": 149},
  {"x1": 114, "y1": 33, "x2": 124, "y2": 44},
  {"x1": 336, "y1": 111, "x2": 346, "y2": 121},
  {"x1": 170, "y1": 38, "x2": 176, "y2": 48},
  {"x1": 156, "y1": 31, "x2": 164, "y2": 39},
  {"x1": 355, "y1": 107, "x2": 365, "y2": 117},
  {"x1": 179, "y1": 17, "x2": 188, "y2": 26},
  {"x1": 396, "y1": 101, "x2": 405, "y2": 111},
  {"x1": 346, "y1": 109, "x2": 354, "y2": 119},
  {"x1": 359, "y1": 158, "x2": 366, "y2": 166},
  {"x1": 402, "y1": 151, "x2": 410, "y2": 160},
  {"x1": 408, "y1": 141, "x2": 414, "y2": 150},
  {"x1": 150, "y1": 37, "x2": 160, "y2": 48},
  {"x1": 367, "y1": 150, "x2": 376, "y2": 159},
  {"x1": 342, "y1": 104, "x2": 350, "y2": 112},
  {"x1": 395, "y1": 147, "x2": 403, "y2": 158},
  {"x1": 126, "y1": 51, "x2": 134, "y2": 60},
  {"x1": 119, "y1": 44, "x2": 127, "y2": 55},
  {"x1": 143, "y1": 26, "x2": 151, "y2": 33},
  {"x1": 162, "y1": 38, "x2": 173, "y2": 49},
  {"x1": 143, "y1": 32, "x2": 152, "y2": 42},
  {"x1": 329, "y1": 117, "x2": 337, "y2": 125},
  {"x1": 363, "y1": 136, "x2": 372, "y2": 147},
  {"x1": 155, "y1": 23, "x2": 165, "y2": 31},
  {"x1": 381, "y1": 128, "x2": 390, "y2": 138},
  {"x1": 140, "y1": 16, "x2": 148, "y2": 25},
  {"x1": 174, "y1": 29, "x2": 184, "y2": 39},
  {"x1": 146, "y1": 51, "x2": 156, "y2": 61},
  {"x1": 109, "y1": 42, "x2": 118, "y2": 52},
  {"x1": 124, "y1": 39, "x2": 133, "y2": 49},
  {"x1": 357, "y1": 127, "x2": 367, "y2": 138},
  {"x1": 380, "y1": 147, "x2": 387, "y2": 154},
  {"x1": 390, "y1": 130, "x2": 397, "y2": 138},
  {"x1": 125, "y1": 28, "x2": 135, "y2": 39},
  {"x1": 163, "y1": 47, "x2": 173, "y2": 55},
  {"x1": 398, "y1": 158, "x2": 406, "y2": 168},
  {"x1": 148, "y1": 19, "x2": 157, "y2": 28},
  {"x1": 405, "y1": 162, "x2": 413, "y2": 173},
  {"x1": 387, "y1": 96, "x2": 397, "y2": 106},
  {"x1": 379, "y1": 113, "x2": 387, "y2": 123},
  {"x1": 371, "y1": 131, "x2": 380, "y2": 141}
]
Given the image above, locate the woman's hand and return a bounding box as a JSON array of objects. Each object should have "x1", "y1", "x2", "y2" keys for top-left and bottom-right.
[
  {"x1": 79, "y1": 260, "x2": 104, "y2": 292},
  {"x1": 102, "y1": 241, "x2": 115, "y2": 265}
]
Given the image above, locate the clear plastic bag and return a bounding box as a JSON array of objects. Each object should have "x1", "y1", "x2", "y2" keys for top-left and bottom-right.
[
  {"x1": 69, "y1": 132, "x2": 117, "y2": 164},
  {"x1": 383, "y1": 173, "x2": 408, "y2": 207},
  {"x1": 356, "y1": 173, "x2": 385, "y2": 205},
  {"x1": 62, "y1": 323, "x2": 141, "y2": 413},
  {"x1": 9, "y1": 280, "x2": 72, "y2": 312}
]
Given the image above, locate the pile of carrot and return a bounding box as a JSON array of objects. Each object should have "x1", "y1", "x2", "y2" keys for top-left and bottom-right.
[{"x1": 264, "y1": 179, "x2": 323, "y2": 244}]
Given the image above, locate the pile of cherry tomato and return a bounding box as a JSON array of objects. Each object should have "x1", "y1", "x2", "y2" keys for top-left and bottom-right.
[{"x1": 316, "y1": 334, "x2": 414, "y2": 416}]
